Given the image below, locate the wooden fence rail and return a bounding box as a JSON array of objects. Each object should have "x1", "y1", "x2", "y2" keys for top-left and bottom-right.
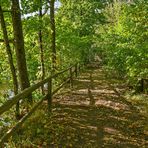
[{"x1": 0, "y1": 63, "x2": 81, "y2": 146}]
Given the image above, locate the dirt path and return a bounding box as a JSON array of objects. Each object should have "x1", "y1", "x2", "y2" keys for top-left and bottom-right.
[
  {"x1": 50, "y1": 67, "x2": 147, "y2": 147},
  {"x1": 17, "y1": 66, "x2": 147, "y2": 147}
]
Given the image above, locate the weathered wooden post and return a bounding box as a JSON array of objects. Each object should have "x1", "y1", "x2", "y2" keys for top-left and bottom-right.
[
  {"x1": 69, "y1": 67, "x2": 73, "y2": 88},
  {"x1": 47, "y1": 78, "x2": 52, "y2": 112}
]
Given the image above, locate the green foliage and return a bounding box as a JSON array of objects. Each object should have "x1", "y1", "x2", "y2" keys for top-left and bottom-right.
[
  {"x1": 95, "y1": 0, "x2": 148, "y2": 86},
  {"x1": 0, "y1": 0, "x2": 11, "y2": 9},
  {"x1": 0, "y1": 0, "x2": 147, "y2": 146},
  {"x1": 0, "y1": 44, "x2": 12, "y2": 84},
  {"x1": 0, "y1": 5, "x2": 14, "y2": 85},
  {"x1": 56, "y1": 0, "x2": 106, "y2": 65},
  {"x1": 21, "y1": 0, "x2": 49, "y2": 14},
  {"x1": 0, "y1": 0, "x2": 147, "y2": 96},
  {"x1": 0, "y1": 0, "x2": 106, "y2": 91}
]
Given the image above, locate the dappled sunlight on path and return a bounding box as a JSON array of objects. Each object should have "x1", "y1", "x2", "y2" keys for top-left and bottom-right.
[
  {"x1": 18, "y1": 66, "x2": 147, "y2": 147},
  {"x1": 51, "y1": 67, "x2": 147, "y2": 147}
]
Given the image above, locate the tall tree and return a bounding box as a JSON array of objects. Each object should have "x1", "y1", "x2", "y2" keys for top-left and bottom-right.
[
  {"x1": 11, "y1": 0, "x2": 32, "y2": 103},
  {"x1": 0, "y1": 6, "x2": 19, "y2": 118},
  {"x1": 49, "y1": 0, "x2": 56, "y2": 70},
  {"x1": 38, "y1": 0, "x2": 45, "y2": 94}
]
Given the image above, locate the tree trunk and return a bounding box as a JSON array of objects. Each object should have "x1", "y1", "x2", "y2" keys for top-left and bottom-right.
[
  {"x1": 11, "y1": 0, "x2": 32, "y2": 104},
  {"x1": 50, "y1": 0, "x2": 56, "y2": 71},
  {"x1": 0, "y1": 6, "x2": 20, "y2": 118},
  {"x1": 39, "y1": 0, "x2": 45, "y2": 94}
]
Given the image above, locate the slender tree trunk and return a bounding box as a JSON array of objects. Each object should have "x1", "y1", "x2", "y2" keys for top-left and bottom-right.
[
  {"x1": 50, "y1": 0, "x2": 56, "y2": 71},
  {"x1": 0, "y1": 6, "x2": 20, "y2": 118},
  {"x1": 11, "y1": 0, "x2": 32, "y2": 104},
  {"x1": 39, "y1": 0, "x2": 45, "y2": 94}
]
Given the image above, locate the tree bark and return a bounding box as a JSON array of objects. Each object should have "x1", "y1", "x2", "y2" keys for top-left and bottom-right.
[
  {"x1": 11, "y1": 0, "x2": 32, "y2": 104},
  {"x1": 50, "y1": 0, "x2": 56, "y2": 71},
  {"x1": 39, "y1": 0, "x2": 45, "y2": 94},
  {"x1": 0, "y1": 6, "x2": 20, "y2": 118}
]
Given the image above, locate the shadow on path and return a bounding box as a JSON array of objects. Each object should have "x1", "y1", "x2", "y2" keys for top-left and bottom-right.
[
  {"x1": 51, "y1": 67, "x2": 147, "y2": 147},
  {"x1": 17, "y1": 66, "x2": 147, "y2": 148}
]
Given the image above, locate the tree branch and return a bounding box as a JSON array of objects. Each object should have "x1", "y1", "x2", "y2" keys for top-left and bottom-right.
[{"x1": 0, "y1": 39, "x2": 14, "y2": 43}]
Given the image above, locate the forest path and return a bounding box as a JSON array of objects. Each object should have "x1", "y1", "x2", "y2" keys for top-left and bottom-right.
[{"x1": 21, "y1": 66, "x2": 147, "y2": 147}]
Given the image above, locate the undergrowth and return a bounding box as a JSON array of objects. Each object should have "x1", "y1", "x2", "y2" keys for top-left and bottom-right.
[{"x1": 126, "y1": 93, "x2": 148, "y2": 133}]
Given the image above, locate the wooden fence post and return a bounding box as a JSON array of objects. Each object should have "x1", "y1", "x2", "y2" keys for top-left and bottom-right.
[
  {"x1": 0, "y1": 65, "x2": 80, "y2": 145},
  {"x1": 47, "y1": 78, "x2": 52, "y2": 112}
]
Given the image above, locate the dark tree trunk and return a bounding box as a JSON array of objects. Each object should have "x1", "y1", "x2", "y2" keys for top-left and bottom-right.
[
  {"x1": 39, "y1": 0, "x2": 45, "y2": 94},
  {"x1": 11, "y1": 0, "x2": 32, "y2": 104},
  {"x1": 50, "y1": 0, "x2": 56, "y2": 71},
  {"x1": 0, "y1": 6, "x2": 20, "y2": 118}
]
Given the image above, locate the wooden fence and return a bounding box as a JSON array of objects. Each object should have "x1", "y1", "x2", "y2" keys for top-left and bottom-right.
[{"x1": 0, "y1": 63, "x2": 81, "y2": 146}]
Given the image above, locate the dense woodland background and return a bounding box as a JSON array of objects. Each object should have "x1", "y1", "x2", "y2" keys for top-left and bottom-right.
[
  {"x1": 0, "y1": 0, "x2": 147, "y2": 99},
  {"x1": 0, "y1": 0, "x2": 147, "y2": 146}
]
